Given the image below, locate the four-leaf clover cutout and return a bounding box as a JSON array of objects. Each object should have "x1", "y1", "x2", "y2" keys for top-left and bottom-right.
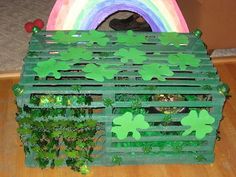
[
  {"x1": 82, "y1": 64, "x2": 119, "y2": 82},
  {"x1": 33, "y1": 59, "x2": 70, "y2": 79},
  {"x1": 116, "y1": 30, "x2": 147, "y2": 46},
  {"x1": 111, "y1": 112, "x2": 150, "y2": 140},
  {"x1": 158, "y1": 32, "x2": 189, "y2": 48},
  {"x1": 168, "y1": 53, "x2": 201, "y2": 70},
  {"x1": 139, "y1": 63, "x2": 174, "y2": 81},
  {"x1": 114, "y1": 48, "x2": 147, "y2": 64},
  {"x1": 181, "y1": 110, "x2": 215, "y2": 140}
]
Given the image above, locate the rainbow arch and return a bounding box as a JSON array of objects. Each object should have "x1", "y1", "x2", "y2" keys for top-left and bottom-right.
[{"x1": 47, "y1": 0, "x2": 189, "y2": 32}]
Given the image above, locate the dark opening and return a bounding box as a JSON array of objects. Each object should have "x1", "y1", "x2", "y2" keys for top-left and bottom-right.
[{"x1": 96, "y1": 11, "x2": 152, "y2": 32}]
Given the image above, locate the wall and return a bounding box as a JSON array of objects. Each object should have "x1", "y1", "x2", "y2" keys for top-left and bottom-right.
[{"x1": 177, "y1": 0, "x2": 236, "y2": 49}]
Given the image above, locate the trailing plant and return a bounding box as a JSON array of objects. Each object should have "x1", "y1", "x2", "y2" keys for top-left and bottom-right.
[{"x1": 17, "y1": 116, "x2": 98, "y2": 173}]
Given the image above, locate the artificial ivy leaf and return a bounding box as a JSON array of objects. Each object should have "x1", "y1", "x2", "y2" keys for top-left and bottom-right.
[
  {"x1": 111, "y1": 112, "x2": 150, "y2": 140},
  {"x1": 54, "y1": 159, "x2": 64, "y2": 166},
  {"x1": 116, "y1": 30, "x2": 147, "y2": 46},
  {"x1": 12, "y1": 84, "x2": 24, "y2": 97},
  {"x1": 158, "y1": 32, "x2": 189, "y2": 47},
  {"x1": 52, "y1": 31, "x2": 79, "y2": 44},
  {"x1": 59, "y1": 47, "x2": 93, "y2": 61},
  {"x1": 33, "y1": 59, "x2": 70, "y2": 79},
  {"x1": 79, "y1": 30, "x2": 109, "y2": 46},
  {"x1": 181, "y1": 110, "x2": 215, "y2": 140},
  {"x1": 65, "y1": 150, "x2": 78, "y2": 158},
  {"x1": 168, "y1": 53, "x2": 201, "y2": 70},
  {"x1": 63, "y1": 131, "x2": 77, "y2": 139},
  {"x1": 114, "y1": 48, "x2": 147, "y2": 64},
  {"x1": 139, "y1": 63, "x2": 174, "y2": 81},
  {"x1": 80, "y1": 165, "x2": 90, "y2": 175},
  {"x1": 51, "y1": 130, "x2": 62, "y2": 138},
  {"x1": 17, "y1": 127, "x2": 32, "y2": 135},
  {"x1": 85, "y1": 119, "x2": 97, "y2": 128},
  {"x1": 112, "y1": 155, "x2": 122, "y2": 165},
  {"x1": 103, "y1": 98, "x2": 114, "y2": 107},
  {"x1": 82, "y1": 64, "x2": 119, "y2": 82}
]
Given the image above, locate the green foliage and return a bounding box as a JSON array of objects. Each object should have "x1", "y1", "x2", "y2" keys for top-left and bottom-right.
[
  {"x1": 12, "y1": 84, "x2": 24, "y2": 97},
  {"x1": 59, "y1": 47, "x2": 93, "y2": 62},
  {"x1": 139, "y1": 63, "x2": 174, "y2": 81},
  {"x1": 112, "y1": 112, "x2": 150, "y2": 140},
  {"x1": 142, "y1": 144, "x2": 153, "y2": 154},
  {"x1": 207, "y1": 72, "x2": 217, "y2": 78},
  {"x1": 52, "y1": 31, "x2": 80, "y2": 44},
  {"x1": 33, "y1": 59, "x2": 70, "y2": 79},
  {"x1": 30, "y1": 95, "x2": 91, "y2": 107},
  {"x1": 168, "y1": 53, "x2": 201, "y2": 70},
  {"x1": 80, "y1": 30, "x2": 110, "y2": 46},
  {"x1": 194, "y1": 153, "x2": 207, "y2": 162},
  {"x1": 161, "y1": 115, "x2": 172, "y2": 126},
  {"x1": 217, "y1": 83, "x2": 230, "y2": 97},
  {"x1": 112, "y1": 155, "x2": 122, "y2": 165},
  {"x1": 103, "y1": 98, "x2": 114, "y2": 107},
  {"x1": 82, "y1": 64, "x2": 119, "y2": 82},
  {"x1": 116, "y1": 30, "x2": 147, "y2": 46},
  {"x1": 114, "y1": 48, "x2": 147, "y2": 64},
  {"x1": 17, "y1": 116, "x2": 98, "y2": 174},
  {"x1": 181, "y1": 110, "x2": 215, "y2": 139},
  {"x1": 71, "y1": 85, "x2": 81, "y2": 92},
  {"x1": 158, "y1": 32, "x2": 189, "y2": 48}
]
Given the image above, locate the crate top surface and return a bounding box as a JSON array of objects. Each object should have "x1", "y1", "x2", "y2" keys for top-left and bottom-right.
[{"x1": 19, "y1": 30, "x2": 222, "y2": 97}]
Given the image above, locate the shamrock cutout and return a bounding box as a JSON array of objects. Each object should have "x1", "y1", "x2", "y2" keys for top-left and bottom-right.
[
  {"x1": 33, "y1": 59, "x2": 70, "y2": 79},
  {"x1": 82, "y1": 64, "x2": 119, "y2": 82},
  {"x1": 116, "y1": 30, "x2": 147, "y2": 46},
  {"x1": 158, "y1": 32, "x2": 189, "y2": 47},
  {"x1": 181, "y1": 110, "x2": 215, "y2": 140},
  {"x1": 139, "y1": 63, "x2": 174, "y2": 81},
  {"x1": 114, "y1": 48, "x2": 147, "y2": 64},
  {"x1": 52, "y1": 31, "x2": 79, "y2": 44},
  {"x1": 79, "y1": 30, "x2": 110, "y2": 46},
  {"x1": 59, "y1": 47, "x2": 93, "y2": 61},
  {"x1": 111, "y1": 112, "x2": 150, "y2": 140},
  {"x1": 168, "y1": 53, "x2": 201, "y2": 70}
]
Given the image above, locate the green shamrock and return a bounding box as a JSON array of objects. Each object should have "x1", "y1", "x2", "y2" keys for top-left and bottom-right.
[
  {"x1": 33, "y1": 59, "x2": 70, "y2": 79},
  {"x1": 158, "y1": 32, "x2": 189, "y2": 47},
  {"x1": 12, "y1": 84, "x2": 24, "y2": 97},
  {"x1": 111, "y1": 112, "x2": 150, "y2": 140},
  {"x1": 138, "y1": 63, "x2": 174, "y2": 81},
  {"x1": 59, "y1": 47, "x2": 93, "y2": 61},
  {"x1": 181, "y1": 110, "x2": 215, "y2": 140},
  {"x1": 116, "y1": 30, "x2": 147, "y2": 46},
  {"x1": 168, "y1": 53, "x2": 201, "y2": 70},
  {"x1": 79, "y1": 30, "x2": 110, "y2": 46},
  {"x1": 80, "y1": 165, "x2": 90, "y2": 175},
  {"x1": 52, "y1": 31, "x2": 79, "y2": 44},
  {"x1": 114, "y1": 48, "x2": 147, "y2": 64},
  {"x1": 82, "y1": 64, "x2": 119, "y2": 82}
]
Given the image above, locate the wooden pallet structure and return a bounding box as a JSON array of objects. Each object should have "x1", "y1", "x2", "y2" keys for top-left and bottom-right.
[{"x1": 14, "y1": 30, "x2": 227, "y2": 172}]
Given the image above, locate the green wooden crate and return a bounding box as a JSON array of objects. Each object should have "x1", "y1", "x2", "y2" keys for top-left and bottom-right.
[{"x1": 14, "y1": 30, "x2": 226, "y2": 172}]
